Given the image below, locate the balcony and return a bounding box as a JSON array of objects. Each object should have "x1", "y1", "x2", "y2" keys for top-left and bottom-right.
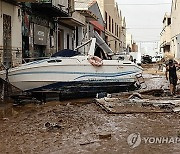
[
  {"x1": 3, "y1": 0, "x2": 36, "y2": 4},
  {"x1": 60, "y1": 11, "x2": 85, "y2": 29},
  {"x1": 16, "y1": 0, "x2": 36, "y2": 1},
  {"x1": 31, "y1": 0, "x2": 69, "y2": 17}
]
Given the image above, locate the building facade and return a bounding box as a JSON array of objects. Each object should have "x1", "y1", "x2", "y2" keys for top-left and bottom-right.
[
  {"x1": 0, "y1": 0, "x2": 23, "y2": 67},
  {"x1": 170, "y1": 0, "x2": 180, "y2": 59},
  {"x1": 58, "y1": 10, "x2": 85, "y2": 51},
  {"x1": 160, "y1": 13, "x2": 171, "y2": 54},
  {"x1": 89, "y1": 1, "x2": 105, "y2": 39},
  {"x1": 75, "y1": 0, "x2": 100, "y2": 54},
  {"x1": 96, "y1": 0, "x2": 126, "y2": 53},
  {"x1": 121, "y1": 17, "x2": 126, "y2": 51},
  {"x1": 21, "y1": 0, "x2": 75, "y2": 62},
  {"x1": 126, "y1": 33, "x2": 133, "y2": 52}
]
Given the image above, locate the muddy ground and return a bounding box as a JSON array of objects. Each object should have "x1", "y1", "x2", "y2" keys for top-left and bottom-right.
[{"x1": 0, "y1": 64, "x2": 180, "y2": 154}]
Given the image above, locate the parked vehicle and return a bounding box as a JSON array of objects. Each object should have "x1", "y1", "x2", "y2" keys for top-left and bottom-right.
[
  {"x1": 141, "y1": 55, "x2": 152, "y2": 64},
  {"x1": 152, "y1": 55, "x2": 163, "y2": 63}
]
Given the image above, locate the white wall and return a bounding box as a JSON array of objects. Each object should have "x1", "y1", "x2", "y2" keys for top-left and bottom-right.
[
  {"x1": 60, "y1": 25, "x2": 74, "y2": 50},
  {"x1": 171, "y1": 34, "x2": 180, "y2": 59},
  {"x1": 170, "y1": 0, "x2": 180, "y2": 59},
  {"x1": 160, "y1": 26, "x2": 171, "y2": 45},
  {"x1": 0, "y1": 1, "x2": 22, "y2": 66}
]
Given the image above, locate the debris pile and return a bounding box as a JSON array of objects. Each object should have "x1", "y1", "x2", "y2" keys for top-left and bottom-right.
[{"x1": 95, "y1": 89, "x2": 180, "y2": 114}]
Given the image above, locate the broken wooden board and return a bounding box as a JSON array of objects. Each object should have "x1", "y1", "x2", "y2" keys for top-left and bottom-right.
[
  {"x1": 95, "y1": 97, "x2": 173, "y2": 114},
  {"x1": 95, "y1": 94, "x2": 180, "y2": 114}
]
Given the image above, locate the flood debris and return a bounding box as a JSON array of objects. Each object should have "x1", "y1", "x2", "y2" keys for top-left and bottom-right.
[
  {"x1": 99, "y1": 134, "x2": 112, "y2": 140},
  {"x1": 128, "y1": 92, "x2": 142, "y2": 100},
  {"x1": 96, "y1": 92, "x2": 111, "y2": 99},
  {"x1": 139, "y1": 89, "x2": 164, "y2": 97},
  {"x1": 44, "y1": 122, "x2": 62, "y2": 130},
  {"x1": 173, "y1": 107, "x2": 180, "y2": 112},
  {"x1": 80, "y1": 140, "x2": 98, "y2": 146},
  {"x1": 95, "y1": 89, "x2": 180, "y2": 114}
]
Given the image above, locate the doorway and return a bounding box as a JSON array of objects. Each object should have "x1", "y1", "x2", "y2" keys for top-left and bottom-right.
[
  {"x1": 3, "y1": 14, "x2": 12, "y2": 68},
  {"x1": 58, "y1": 29, "x2": 64, "y2": 51}
]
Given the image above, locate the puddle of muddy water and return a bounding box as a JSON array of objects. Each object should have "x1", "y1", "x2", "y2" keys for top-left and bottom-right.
[
  {"x1": 0, "y1": 103, "x2": 17, "y2": 119},
  {"x1": 0, "y1": 98, "x2": 94, "y2": 119}
]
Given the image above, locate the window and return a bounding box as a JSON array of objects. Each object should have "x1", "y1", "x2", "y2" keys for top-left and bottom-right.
[
  {"x1": 115, "y1": 23, "x2": 117, "y2": 35},
  {"x1": 105, "y1": 35, "x2": 108, "y2": 44},
  {"x1": 48, "y1": 59, "x2": 62, "y2": 63},
  {"x1": 119, "y1": 27, "x2": 121, "y2": 38},
  {"x1": 117, "y1": 25, "x2": 119, "y2": 37},
  {"x1": 168, "y1": 18, "x2": 171, "y2": 25},
  {"x1": 67, "y1": 34, "x2": 69, "y2": 49},
  {"x1": 105, "y1": 11, "x2": 107, "y2": 29},
  {"x1": 175, "y1": 0, "x2": 177, "y2": 9},
  {"x1": 76, "y1": 27, "x2": 79, "y2": 47},
  {"x1": 109, "y1": 16, "x2": 111, "y2": 32},
  {"x1": 112, "y1": 19, "x2": 114, "y2": 33}
]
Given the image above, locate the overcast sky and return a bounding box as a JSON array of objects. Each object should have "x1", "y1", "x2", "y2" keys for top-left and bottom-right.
[{"x1": 116, "y1": 0, "x2": 172, "y2": 53}]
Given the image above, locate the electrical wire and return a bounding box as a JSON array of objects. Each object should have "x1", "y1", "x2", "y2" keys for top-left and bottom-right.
[
  {"x1": 75, "y1": 1, "x2": 171, "y2": 5},
  {"x1": 115, "y1": 3, "x2": 171, "y2": 6},
  {"x1": 126, "y1": 28, "x2": 162, "y2": 29},
  {"x1": 136, "y1": 40, "x2": 160, "y2": 42}
]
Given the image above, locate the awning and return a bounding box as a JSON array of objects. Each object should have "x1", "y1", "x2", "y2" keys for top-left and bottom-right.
[
  {"x1": 90, "y1": 21, "x2": 104, "y2": 31},
  {"x1": 94, "y1": 31, "x2": 114, "y2": 55},
  {"x1": 31, "y1": 3, "x2": 69, "y2": 17},
  {"x1": 78, "y1": 10, "x2": 98, "y2": 21},
  {"x1": 60, "y1": 17, "x2": 85, "y2": 27}
]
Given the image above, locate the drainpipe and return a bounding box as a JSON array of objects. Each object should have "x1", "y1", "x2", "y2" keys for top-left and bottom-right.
[{"x1": 54, "y1": 17, "x2": 59, "y2": 52}]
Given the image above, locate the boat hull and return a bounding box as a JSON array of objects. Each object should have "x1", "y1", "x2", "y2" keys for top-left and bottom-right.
[
  {"x1": 30, "y1": 80, "x2": 136, "y2": 92},
  {"x1": 30, "y1": 80, "x2": 137, "y2": 99}
]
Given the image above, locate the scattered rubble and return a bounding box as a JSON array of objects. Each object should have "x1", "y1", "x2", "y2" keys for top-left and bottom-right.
[
  {"x1": 44, "y1": 122, "x2": 62, "y2": 130},
  {"x1": 95, "y1": 89, "x2": 180, "y2": 114},
  {"x1": 99, "y1": 134, "x2": 112, "y2": 140}
]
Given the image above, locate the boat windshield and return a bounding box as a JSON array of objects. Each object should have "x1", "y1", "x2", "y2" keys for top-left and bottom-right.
[{"x1": 51, "y1": 49, "x2": 82, "y2": 57}]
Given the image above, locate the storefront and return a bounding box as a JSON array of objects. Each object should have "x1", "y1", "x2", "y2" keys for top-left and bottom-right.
[
  {"x1": 22, "y1": 12, "x2": 56, "y2": 61},
  {"x1": 33, "y1": 24, "x2": 49, "y2": 58}
]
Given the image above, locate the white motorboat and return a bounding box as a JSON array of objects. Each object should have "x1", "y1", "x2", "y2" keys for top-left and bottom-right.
[{"x1": 0, "y1": 38, "x2": 143, "y2": 95}]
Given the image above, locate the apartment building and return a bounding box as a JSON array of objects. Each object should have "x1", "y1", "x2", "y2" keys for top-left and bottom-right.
[
  {"x1": 121, "y1": 17, "x2": 126, "y2": 51},
  {"x1": 160, "y1": 13, "x2": 171, "y2": 53},
  {"x1": 97, "y1": 0, "x2": 126, "y2": 53},
  {"x1": 170, "y1": 0, "x2": 180, "y2": 59},
  {"x1": 20, "y1": 0, "x2": 76, "y2": 61},
  {"x1": 126, "y1": 33, "x2": 133, "y2": 52},
  {"x1": 75, "y1": 0, "x2": 100, "y2": 54},
  {"x1": 0, "y1": 0, "x2": 23, "y2": 67}
]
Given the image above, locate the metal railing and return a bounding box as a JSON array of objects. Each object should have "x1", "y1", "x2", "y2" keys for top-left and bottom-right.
[{"x1": 37, "y1": 0, "x2": 69, "y2": 13}]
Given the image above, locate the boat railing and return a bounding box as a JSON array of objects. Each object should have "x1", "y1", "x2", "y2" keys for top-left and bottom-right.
[
  {"x1": 23, "y1": 56, "x2": 83, "y2": 64},
  {"x1": 22, "y1": 57, "x2": 49, "y2": 63}
]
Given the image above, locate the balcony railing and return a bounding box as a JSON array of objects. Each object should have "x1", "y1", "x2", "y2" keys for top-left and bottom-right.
[
  {"x1": 31, "y1": 0, "x2": 70, "y2": 17},
  {"x1": 16, "y1": 0, "x2": 36, "y2": 2},
  {"x1": 4, "y1": 0, "x2": 36, "y2": 3},
  {"x1": 36, "y1": 0, "x2": 69, "y2": 13}
]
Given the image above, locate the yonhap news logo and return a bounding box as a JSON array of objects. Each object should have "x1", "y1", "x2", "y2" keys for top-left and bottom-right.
[
  {"x1": 127, "y1": 133, "x2": 141, "y2": 148},
  {"x1": 127, "y1": 132, "x2": 180, "y2": 148}
]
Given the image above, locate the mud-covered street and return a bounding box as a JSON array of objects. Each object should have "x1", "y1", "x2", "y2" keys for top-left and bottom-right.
[{"x1": 0, "y1": 64, "x2": 180, "y2": 154}]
